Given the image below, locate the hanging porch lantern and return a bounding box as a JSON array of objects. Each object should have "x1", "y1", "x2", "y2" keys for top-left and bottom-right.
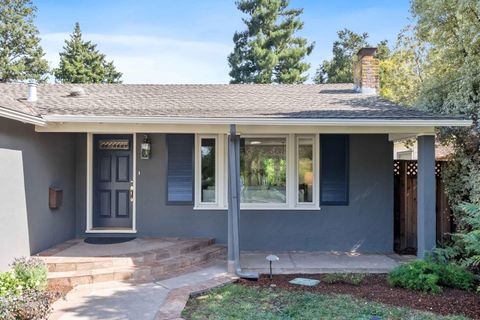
[{"x1": 141, "y1": 134, "x2": 152, "y2": 159}]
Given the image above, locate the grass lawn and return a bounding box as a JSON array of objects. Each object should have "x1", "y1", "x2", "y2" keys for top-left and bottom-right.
[{"x1": 182, "y1": 284, "x2": 469, "y2": 320}]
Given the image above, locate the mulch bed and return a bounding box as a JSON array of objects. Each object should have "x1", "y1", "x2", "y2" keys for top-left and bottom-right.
[{"x1": 240, "y1": 274, "x2": 480, "y2": 319}]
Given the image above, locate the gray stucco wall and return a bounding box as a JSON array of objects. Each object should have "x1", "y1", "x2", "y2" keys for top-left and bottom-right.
[
  {"x1": 76, "y1": 133, "x2": 393, "y2": 253},
  {"x1": 0, "y1": 148, "x2": 30, "y2": 270},
  {"x1": 0, "y1": 117, "x2": 76, "y2": 261}
]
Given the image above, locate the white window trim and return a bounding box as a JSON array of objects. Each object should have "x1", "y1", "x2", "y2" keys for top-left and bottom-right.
[
  {"x1": 194, "y1": 134, "x2": 226, "y2": 209},
  {"x1": 294, "y1": 134, "x2": 319, "y2": 208},
  {"x1": 86, "y1": 133, "x2": 137, "y2": 233},
  {"x1": 193, "y1": 133, "x2": 320, "y2": 210}
]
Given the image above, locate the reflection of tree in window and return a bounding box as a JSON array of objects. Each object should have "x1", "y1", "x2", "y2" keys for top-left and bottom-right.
[
  {"x1": 298, "y1": 138, "x2": 313, "y2": 203},
  {"x1": 240, "y1": 138, "x2": 287, "y2": 203},
  {"x1": 201, "y1": 139, "x2": 215, "y2": 203}
]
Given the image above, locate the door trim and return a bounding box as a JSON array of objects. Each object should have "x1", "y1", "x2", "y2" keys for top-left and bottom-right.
[{"x1": 86, "y1": 133, "x2": 137, "y2": 233}]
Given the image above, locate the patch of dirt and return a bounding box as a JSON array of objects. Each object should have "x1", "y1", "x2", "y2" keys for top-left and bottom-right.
[
  {"x1": 46, "y1": 282, "x2": 72, "y2": 303},
  {"x1": 240, "y1": 274, "x2": 480, "y2": 319}
]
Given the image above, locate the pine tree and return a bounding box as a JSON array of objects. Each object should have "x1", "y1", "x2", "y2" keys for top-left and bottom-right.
[
  {"x1": 54, "y1": 22, "x2": 122, "y2": 83},
  {"x1": 228, "y1": 0, "x2": 314, "y2": 84},
  {"x1": 0, "y1": 0, "x2": 49, "y2": 82},
  {"x1": 313, "y1": 29, "x2": 389, "y2": 84}
]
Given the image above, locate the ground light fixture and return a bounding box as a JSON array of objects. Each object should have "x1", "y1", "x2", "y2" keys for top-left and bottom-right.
[{"x1": 266, "y1": 254, "x2": 279, "y2": 279}]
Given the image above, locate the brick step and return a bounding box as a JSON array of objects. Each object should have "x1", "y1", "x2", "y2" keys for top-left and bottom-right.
[
  {"x1": 42, "y1": 238, "x2": 216, "y2": 272},
  {"x1": 47, "y1": 244, "x2": 226, "y2": 287},
  {"x1": 147, "y1": 245, "x2": 227, "y2": 280}
]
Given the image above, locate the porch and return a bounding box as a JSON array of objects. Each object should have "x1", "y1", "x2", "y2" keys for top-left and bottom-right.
[{"x1": 36, "y1": 237, "x2": 409, "y2": 289}]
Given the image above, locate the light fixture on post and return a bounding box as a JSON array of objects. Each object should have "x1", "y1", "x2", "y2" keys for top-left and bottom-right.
[
  {"x1": 141, "y1": 134, "x2": 152, "y2": 160},
  {"x1": 266, "y1": 254, "x2": 279, "y2": 280}
]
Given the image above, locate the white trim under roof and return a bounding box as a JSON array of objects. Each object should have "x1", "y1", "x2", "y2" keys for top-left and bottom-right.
[
  {"x1": 0, "y1": 107, "x2": 46, "y2": 126},
  {"x1": 41, "y1": 115, "x2": 472, "y2": 127}
]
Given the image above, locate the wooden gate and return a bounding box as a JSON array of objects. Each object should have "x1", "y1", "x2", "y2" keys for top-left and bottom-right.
[{"x1": 393, "y1": 160, "x2": 454, "y2": 254}]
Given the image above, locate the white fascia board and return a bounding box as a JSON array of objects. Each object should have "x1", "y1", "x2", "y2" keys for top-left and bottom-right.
[
  {"x1": 42, "y1": 114, "x2": 472, "y2": 127},
  {"x1": 0, "y1": 107, "x2": 46, "y2": 126}
]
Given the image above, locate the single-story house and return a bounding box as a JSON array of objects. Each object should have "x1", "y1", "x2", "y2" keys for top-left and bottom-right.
[{"x1": 0, "y1": 48, "x2": 471, "y2": 272}]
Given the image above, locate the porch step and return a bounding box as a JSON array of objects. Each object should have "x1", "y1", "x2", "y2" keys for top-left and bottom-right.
[
  {"x1": 41, "y1": 238, "x2": 215, "y2": 272},
  {"x1": 46, "y1": 241, "x2": 226, "y2": 287}
]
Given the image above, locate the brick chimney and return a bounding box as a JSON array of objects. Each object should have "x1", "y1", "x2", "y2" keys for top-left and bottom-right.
[{"x1": 353, "y1": 47, "x2": 379, "y2": 94}]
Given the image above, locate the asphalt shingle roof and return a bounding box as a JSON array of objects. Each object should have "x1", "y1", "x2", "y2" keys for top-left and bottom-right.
[{"x1": 0, "y1": 83, "x2": 466, "y2": 120}]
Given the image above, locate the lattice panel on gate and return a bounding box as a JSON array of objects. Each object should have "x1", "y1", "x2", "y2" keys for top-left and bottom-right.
[
  {"x1": 393, "y1": 161, "x2": 400, "y2": 176},
  {"x1": 406, "y1": 162, "x2": 418, "y2": 176},
  {"x1": 435, "y1": 162, "x2": 442, "y2": 177}
]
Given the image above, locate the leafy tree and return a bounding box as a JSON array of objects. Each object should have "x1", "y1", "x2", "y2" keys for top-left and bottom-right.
[
  {"x1": 0, "y1": 0, "x2": 49, "y2": 82},
  {"x1": 379, "y1": 26, "x2": 427, "y2": 106},
  {"x1": 228, "y1": 0, "x2": 314, "y2": 84},
  {"x1": 313, "y1": 29, "x2": 389, "y2": 84},
  {"x1": 54, "y1": 22, "x2": 122, "y2": 83},
  {"x1": 381, "y1": 0, "x2": 480, "y2": 278}
]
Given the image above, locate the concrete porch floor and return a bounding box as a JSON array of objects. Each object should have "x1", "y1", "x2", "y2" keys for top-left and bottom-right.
[
  {"x1": 37, "y1": 237, "x2": 201, "y2": 257},
  {"x1": 240, "y1": 251, "x2": 414, "y2": 274},
  {"x1": 37, "y1": 238, "x2": 413, "y2": 274}
]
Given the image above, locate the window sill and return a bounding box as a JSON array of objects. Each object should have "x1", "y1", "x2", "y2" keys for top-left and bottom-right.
[
  {"x1": 193, "y1": 206, "x2": 227, "y2": 210},
  {"x1": 193, "y1": 206, "x2": 321, "y2": 211},
  {"x1": 85, "y1": 229, "x2": 138, "y2": 234}
]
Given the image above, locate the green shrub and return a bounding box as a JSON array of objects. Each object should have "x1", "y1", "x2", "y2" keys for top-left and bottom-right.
[
  {"x1": 437, "y1": 262, "x2": 475, "y2": 290},
  {"x1": 388, "y1": 260, "x2": 442, "y2": 293},
  {"x1": 0, "y1": 272, "x2": 22, "y2": 297},
  {"x1": 0, "y1": 257, "x2": 55, "y2": 319},
  {"x1": 322, "y1": 273, "x2": 366, "y2": 285},
  {"x1": 388, "y1": 259, "x2": 475, "y2": 293},
  {"x1": 11, "y1": 257, "x2": 48, "y2": 291},
  {"x1": 0, "y1": 289, "x2": 56, "y2": 320}
]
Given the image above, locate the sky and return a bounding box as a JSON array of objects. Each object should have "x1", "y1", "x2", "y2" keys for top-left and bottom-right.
[{"x1": 35, "y1": 0, "x2": 411, "y2": 84}]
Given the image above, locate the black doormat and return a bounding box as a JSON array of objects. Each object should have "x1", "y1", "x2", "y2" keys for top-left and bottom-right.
[{"x1": 84, "y1": 237, "x2": 136, "y2": 245}]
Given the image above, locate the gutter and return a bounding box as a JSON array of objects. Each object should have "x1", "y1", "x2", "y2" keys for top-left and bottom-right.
[
  {"x1": 0, "y1": 107, "x2": 46, "y2": 126},
  {"x1": 228, "y1": 124, "x2": 259, "y2": 280},
  {"x1": 42, "y1": 115, "x2": 472, "y2": 127}
]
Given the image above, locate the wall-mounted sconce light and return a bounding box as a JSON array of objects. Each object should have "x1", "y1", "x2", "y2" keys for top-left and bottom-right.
[{"x1": 141, "y1": 134, "x2": 152, "y2": 159}]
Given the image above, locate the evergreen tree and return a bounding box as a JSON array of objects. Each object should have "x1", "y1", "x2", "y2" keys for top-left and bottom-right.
[
  {"x1": 228, "y1": 0, "x2": 314, "y2": 84},
  {"x1": 54, "y1": 22, "x2": 122, "y2": 83},
  {"x1": 314, "y1": 29, "x2": 389, "y2": 84},
  {"x1": 0, "y1": 0, "x2": 49, "y2": 82}
]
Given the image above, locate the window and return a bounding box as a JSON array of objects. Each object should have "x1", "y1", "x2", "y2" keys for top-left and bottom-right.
[
  {"x1": 195, "y1": 134, "x2": 225, "y2": 209},
  {"x1": 397, "y1": 150, "x2": 413, "y2": 160},
  {"x1": 240, "y1": 137, "x2": 287, "y2": 204},
  {"x1": 201, "y1": 138, "x2": 216, "y2": 203},
  {"x1": 297, "y1": 137, "x2": 314, "y2": 203},
  {"x1": 193, "y1": 133, "x2": 319, "y2": 210}
]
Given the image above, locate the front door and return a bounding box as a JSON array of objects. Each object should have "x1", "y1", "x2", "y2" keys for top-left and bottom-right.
[{"x1": 93, "y1": 134, "x2": 133, "y2": 229}]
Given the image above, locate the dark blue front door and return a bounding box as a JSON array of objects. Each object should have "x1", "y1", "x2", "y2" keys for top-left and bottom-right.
[{"x1": 93, "y1": 134, "x2": 133, "y2": 229}]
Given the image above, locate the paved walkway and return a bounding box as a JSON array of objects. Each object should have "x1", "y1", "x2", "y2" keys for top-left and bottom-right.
[
  {"x1": 49, "y1": 252, "x2": 411, "y2": 319},
  {"x1": 49, "y1": 261, "x2": 235, "y2": 320},
  {"x1": 241, "y1": 251, "x2": 412, "y2": 274}
]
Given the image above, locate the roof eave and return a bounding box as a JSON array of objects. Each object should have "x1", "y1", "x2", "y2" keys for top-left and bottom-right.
[
  {"x1": 0, "y1": 107, "x2": 46, "y2": 126},
  {"x1": 41, "y1": 115, "x2": 472, "y2": 127}
]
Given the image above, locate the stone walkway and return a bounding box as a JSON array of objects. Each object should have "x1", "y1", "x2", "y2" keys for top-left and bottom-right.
[{"x1": 49, "y1": 261, "x2": 237, "y2": 320}]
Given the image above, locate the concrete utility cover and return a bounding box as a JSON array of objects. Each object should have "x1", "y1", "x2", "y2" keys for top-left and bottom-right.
[{"x1": 289, "y1": 278, "x2": 320, "y2": 286}]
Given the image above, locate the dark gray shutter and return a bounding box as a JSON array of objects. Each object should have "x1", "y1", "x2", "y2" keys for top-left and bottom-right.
[
  {"x1": 166, "y1": 134, "x2": 194, "y2": 204},
  {"x1": 320, "y1": 134, "x2": 349, "y2": 205}
]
